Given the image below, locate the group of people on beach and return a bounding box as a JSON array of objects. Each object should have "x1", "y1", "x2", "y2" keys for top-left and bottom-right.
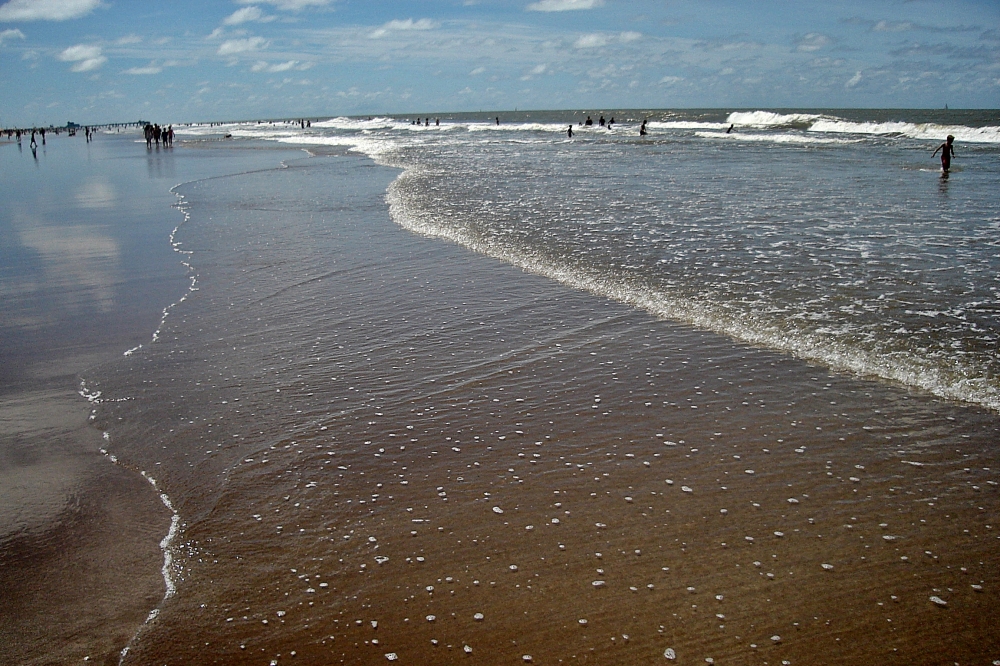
[{"x1": 144, "y1": 123, "x2": 174, "y2": 148}]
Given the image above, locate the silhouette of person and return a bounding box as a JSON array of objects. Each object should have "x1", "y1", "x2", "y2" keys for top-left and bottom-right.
[
  {"x1": 585, "y1": 116, "x2": 593, "y2": 126},
  {"x1": 568, "y1": 125, "x2": 573, "y2": 138},
  {"x1": 932, "y1": 135, "x2": 956, "y2": 174}
]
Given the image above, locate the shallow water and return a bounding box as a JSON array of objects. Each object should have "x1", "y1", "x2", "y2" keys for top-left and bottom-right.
[
  {"x1": 178, "y1": 109, "x2": 1000, "y2": 414},
  {"x1": 81, "y1": 144, "x2": 1000, "y2": 664}
]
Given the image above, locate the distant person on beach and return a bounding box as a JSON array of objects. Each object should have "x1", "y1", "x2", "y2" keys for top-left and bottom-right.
[
  {"x1": 496, "y1": 117, "x2": 500, "y2": 125},
  {"x1": 932, "y1": 135, "x2": 956, "y2": 174},
  {"x1": 567, "y1": 125, "x2": 573, "y2": 138},
  {"x1": 144, "y1": 123, "x2": 153, "y2": 148},
  {"x1": 585, "y1": 116, "x2": 593, "y2": 126},
  {"x1": 30, "y1": 129, "x2": 37, "y2": 148},
  {"x1": 639, "y1": 120, "x2": 647, "y2": 136},
  {"x1": 599, "y1": 115, "x2": 605, "y2": 126}
]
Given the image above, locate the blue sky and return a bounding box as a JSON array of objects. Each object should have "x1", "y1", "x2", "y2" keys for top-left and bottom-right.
[{"x1": 1, "y1": 0, "x2": 997, "y2": 126}]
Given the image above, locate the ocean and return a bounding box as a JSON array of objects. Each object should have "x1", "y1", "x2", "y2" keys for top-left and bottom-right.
[
  {"x1": 181, "y1": 108, "x2": 1000, "y2": 412},
  {"x1": 3, "y1": 109, "x2": 998, "y2": 664}
]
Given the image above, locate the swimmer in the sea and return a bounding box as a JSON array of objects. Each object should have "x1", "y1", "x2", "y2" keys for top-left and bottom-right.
[{"x1": 931, "y1": 135, "x2": 956, "y2": 174}]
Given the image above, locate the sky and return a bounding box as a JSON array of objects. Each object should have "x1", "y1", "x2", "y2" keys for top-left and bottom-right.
[{"x1": 0, "y1": 0, "x2": 997, "y2": 126}]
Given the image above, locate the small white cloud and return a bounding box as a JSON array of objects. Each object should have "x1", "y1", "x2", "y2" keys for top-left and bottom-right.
[
  {"x1": 574, "y1": 33, "x2": 607, "y2": 48},
  {"x1": 115, "y1": 34, "x2": 142, "y2": 45},
  {"x1": 873, "y1": 20, "x2": 914, "y2": 32},
  {"x1": 659, "y1": 75, "x2": 682, "y2": 85},
  {"x1": 58, "y1": 43, "x2": 105, "y2": 71},
  {"x1": 217, "y1": 36, "x2": 268, "y2": 56},
  {"x1": 58, "y1": 43, "x2": 100, "y2": 61},
  {"x1": 251, "y1": 59, "x2": 306, "y2": 72},
  {"x1": 846, "y1": 70, "x2": 862, "y2": 88},
  {"x1": 470, "y1": 66, "x2": 485, "y2": 75},
  {"x1": 237, "y1": 0, "x2": 330, "y2": 10},
  {"x1": 0, "y1": 0, "x2": 100, "y2": 21},
  {"x1": 71, "y1": 56, "x2": 105, "y2": 71},
  {"x1": 369, "y1": 18, "x2": 438, "y2": 39},
  {"x1": 797, "y1": 33, "x2": 831, "y2": 52},
  {"x1": 526, "y1": 0, "x2": 603, "y2": 11},
  {"x1": 124, "y1": 65, "x2": 162, "y2": 75},
  {"x1": 224, "y1": 6, "x2": 266, "y2": 25},
  {"x1": 0, "y1": 27, "x2": 26, "y2": 45},
  {"x1": 619, "y1": 31, "x2": 641, "y2": 43}
]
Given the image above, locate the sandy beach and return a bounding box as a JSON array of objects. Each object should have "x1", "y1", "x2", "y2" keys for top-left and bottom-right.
[{"x1": 2, "y1": 131, "x2": 998, "y2": 665}]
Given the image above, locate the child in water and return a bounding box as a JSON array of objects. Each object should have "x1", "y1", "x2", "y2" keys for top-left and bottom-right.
[{"x1": 932, "y1": 135, "x2": 956, "y2": 173}]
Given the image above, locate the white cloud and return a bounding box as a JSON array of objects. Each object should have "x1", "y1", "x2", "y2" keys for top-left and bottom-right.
[
  {"x1": 58, "y1": 43, "x2": 105, "y2": 71},
  {"x1": 619, "y1": 31, "x2": 641, "y2": 43},
  {"x1": 0, "y1": 27, "x2": 25, "y2": 44},
  {"x1": 873, "y1": 20, "x2": 914, "y2": 33},
  {"x1": 659, "y1": 75, "x2": 683, "y2": 85},
  {"x1": 217, "y1": 36, "x2": 268, "y2": 55},
  {"x1": 0, "y1": 0, "x2": 99, "y2": 21},
  {"x1": 797, "y1": 33, "x2": 831, "y2": 52},
  {"x1": 115, "y1": 34, "x2": 142, "y2": 45},
  {"x1": 369, "y1": 18, "x2": 438, "y2": 39},
  {"x1": 574, "y1": 33, "x2": 607, "y2": 48},
  {"x1": 470, "y1": 66, "x2": 485, "y2": 75},
  {"x1": 251, "y1": 59, "x2": 299, "y2": 72},
  {"x1": 124, "y1": 65, "x2": 162, "y2": 75},
  {"x1": 846, "y1": 70, "x2": 862, "y2": 88},
  {"x1": 526, "y1": 0, "x2": 603, "y2": 11},
  {"x1": 225, "y1": 6, "x2": 273, "y2": 25},
  {"x1": 237, "y1": 0, "x2": 330, "y2": 10}
]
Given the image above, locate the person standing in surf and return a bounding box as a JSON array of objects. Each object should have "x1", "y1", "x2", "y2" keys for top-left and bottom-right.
[{"x1": 932, "y1": 135, "x2": 956, "y2": 174}]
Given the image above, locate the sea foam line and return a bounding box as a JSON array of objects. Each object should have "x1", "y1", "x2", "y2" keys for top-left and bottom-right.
[{"x1": 96, "y1": 433, "x2": 182, "y2": 665}]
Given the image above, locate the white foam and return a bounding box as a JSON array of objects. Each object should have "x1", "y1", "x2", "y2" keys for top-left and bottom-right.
[
  {"x1": 696, "y1": 131, "x2": 858, "y2": 145},
  {"x1": 809, "y1": 119, "x2": 1000, "y2": 144},
  {"x1": 725, "y1": 110, "x2": 825, "y2": 127},
  {"x1": 647, "y1": 120, "x2": 729, "y2": 130}
]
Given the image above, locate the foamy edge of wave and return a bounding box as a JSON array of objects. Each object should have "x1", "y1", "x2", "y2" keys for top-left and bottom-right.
[
  {"x1": 696, "y1": 131, "x2": 859, "y2": 145},
  {"x1": 809, "y1": 119, "x2": 1000, "y2": 144},
  {"x1": 385, "y1": 174, "x2": 999, "y2": 413}
]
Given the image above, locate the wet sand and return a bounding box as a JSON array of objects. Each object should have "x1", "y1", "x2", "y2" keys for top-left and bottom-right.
[
  {"x1": 0, "y1": 136, "x2": 306, "y2": 664},
  {"x1": 78, "y1": 148, "x2": 1000, "y2": 664}
]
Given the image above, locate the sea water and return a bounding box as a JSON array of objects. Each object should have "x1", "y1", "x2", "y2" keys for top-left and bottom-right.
[
  {"x1": 88, "y1": 110, "x2": 1000, "y2": 665},
  {"x1": 179, "y1": 109, "x2": 1000, "y2": 412}
]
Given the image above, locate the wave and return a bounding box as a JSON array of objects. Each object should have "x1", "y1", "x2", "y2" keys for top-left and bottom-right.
[
  {"x1": 696, "y1": 131, "x2": 859, "y2": 145},
  {"x1": 648, "y1": 120, "x2": 730, "y2": 130},
  {"x1": 809, "y1": 119, "x2": 1000, "y2": 144},
  {"x1": 386, "y1": 181, "x2": 999, "y2": 413},
  {"x1": 725, "y1": 111, "x2": 826, "y2": 128}
]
